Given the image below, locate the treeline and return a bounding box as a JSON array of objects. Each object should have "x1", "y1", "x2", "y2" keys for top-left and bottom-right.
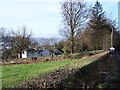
[
  {"x1": 1, "y1": 26, "x2": 32, "y2": 59},
  {"x1": 1, "y1": 1, "x2": 120, "y2": 59},
  {"x1": 0, "y1": 26, "x2": 61, "y2": 59},
  {"x1": 59, "y1": 1, "x2": 120, "y2": 53}
]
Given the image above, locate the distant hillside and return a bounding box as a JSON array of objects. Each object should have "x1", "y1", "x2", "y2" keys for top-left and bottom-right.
[{"x1": 31, "y1": 37, "x2": 66, "y2": 44}]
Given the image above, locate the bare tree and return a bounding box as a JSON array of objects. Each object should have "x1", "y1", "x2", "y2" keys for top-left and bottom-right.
[
  {"x1": 0, "y1": 27, "x2": 6, "y2": 59},
  {"x1": 10, "y1": 26, "x2": 32, "y2": 58},
  {"x1": 0, "y1": 27, "x2": 12, "y2": 59},
  {"x1": 60, "y1": 0, "x2": 89, "y2": 54}
]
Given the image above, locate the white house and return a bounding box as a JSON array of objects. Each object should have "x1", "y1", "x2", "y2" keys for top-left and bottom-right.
[
  {"x1": 21, "y1": 49, "x2": 56, "y2": 58},
  {"x1": 21, "y1": 49, "x2": 39, "y2": 58},
  {"x1": 22, "y1": 51, "x2": 27, "y2": 58}
]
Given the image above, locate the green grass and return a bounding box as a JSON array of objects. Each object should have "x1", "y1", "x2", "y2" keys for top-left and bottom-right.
[
  {"x1": 82, "y1": 50, "x2": 104, "y2": 54},
  {"x1": 2, "y1": 57, "x2": 97, "y2": 88},
  {"x1": 0, "y1": 66, "x2": 2, "y2": 89},
  {"x1": 2, "y1": 60, "x2": 79, "y2": 88}
]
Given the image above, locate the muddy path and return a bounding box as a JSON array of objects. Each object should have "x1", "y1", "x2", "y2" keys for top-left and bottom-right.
[{"x1": 103, "y1": 51, "x2": 120, "y2": 88}]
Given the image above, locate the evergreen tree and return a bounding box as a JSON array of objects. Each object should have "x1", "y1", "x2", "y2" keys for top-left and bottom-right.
[{"x1": 88, "y1": 1, "x2": 111, "y2": 51}]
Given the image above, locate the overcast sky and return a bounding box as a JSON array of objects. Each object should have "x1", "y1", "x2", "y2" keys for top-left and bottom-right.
[{"x1": 0, "y1": 0, "x2": 119, "y2": 38}]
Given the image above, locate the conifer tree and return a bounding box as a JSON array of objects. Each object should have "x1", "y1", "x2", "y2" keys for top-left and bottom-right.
[{"x1": 88, "y1": 1, "x2": 111, "y2": 50}]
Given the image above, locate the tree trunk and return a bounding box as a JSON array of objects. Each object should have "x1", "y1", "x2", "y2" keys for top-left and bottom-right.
[
  {"x1": 51, "y1": 51, "x2": 54, "y2": 60},
  {"x1": 71, "y1": 37, "x2": 74, "y2": 54},
  {"x1": 19, "y1": 52, "x2": 22, "y2": 58},
  {"x1": 52, "y1": 53, "x2": 53, "y2": 59},
  {"x1": 70, "y1": 16, "x2": 74, "y2": 54}
]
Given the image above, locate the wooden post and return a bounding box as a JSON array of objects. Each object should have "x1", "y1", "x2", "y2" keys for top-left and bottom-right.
[{"x1": 111, "y1": 27, "x2": 113, "y2": 47}]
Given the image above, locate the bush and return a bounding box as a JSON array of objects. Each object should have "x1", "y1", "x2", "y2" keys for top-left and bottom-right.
[
  {"x1": 63, "y1": 53, "x2": 72, "y2": 59},
  {"x1": 62, "y1": 52, "x2": 94, "y2": 60},
  {"x1": 73, "y1": 53, "x2": 85, "y2": 59}
]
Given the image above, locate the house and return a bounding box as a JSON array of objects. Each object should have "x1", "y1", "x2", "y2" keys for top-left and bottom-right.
[
  {"x1": 20, "y1": 49, "x2": 62, "y2": 58},
  {"x1": 38, "y1": 50, "x2": 52, "y2": 56},
  {"x1": 21, "y1": 49, "x2": 41, "y2": 58},
  {"x1": 27, "y1": 49, "x2": 40, "y2": 58},
  {"x1": 53, "y1": 49, "x2": 63, "y2": 55}
]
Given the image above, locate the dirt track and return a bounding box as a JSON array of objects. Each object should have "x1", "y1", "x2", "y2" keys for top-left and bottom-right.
[{"x1": 103, "y1": 51, "x2": 120, "y2": 88}]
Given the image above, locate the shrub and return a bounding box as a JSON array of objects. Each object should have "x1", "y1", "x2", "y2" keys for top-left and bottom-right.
[
  {"x1": 73, "y1": 53, "x2": 84, "y2": 59},
  {"x1": 63, "y1": 53, "x2": 72, "y2": 59}
]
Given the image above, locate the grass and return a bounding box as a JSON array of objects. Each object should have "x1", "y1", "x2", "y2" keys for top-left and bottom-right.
[
  {"x1": 82, "y1": 50, "x2": 104, "y2": 54},
  {"x1": 2, "y1": 57, "x2": 97, "y2": 88},
  {"x1": 2, "y1": 59, "x2": 79, "y2": 88},
  {"x1": 0, "y1": 66, "x2": 2, "y2": 89}
]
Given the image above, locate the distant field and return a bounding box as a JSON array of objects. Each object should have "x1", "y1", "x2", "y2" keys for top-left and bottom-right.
[{"x1": 2, "y1": 59, "x2": 80, "y2": 88}]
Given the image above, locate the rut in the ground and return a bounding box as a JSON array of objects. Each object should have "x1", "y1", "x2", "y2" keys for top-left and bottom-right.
[{"x1": 103, "y1": 52, "x2": 120, "y2": 88}]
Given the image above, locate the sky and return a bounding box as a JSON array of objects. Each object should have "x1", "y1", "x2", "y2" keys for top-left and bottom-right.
[{"x1": 0, "y1": 0, "x2": 119, "y2": 38}]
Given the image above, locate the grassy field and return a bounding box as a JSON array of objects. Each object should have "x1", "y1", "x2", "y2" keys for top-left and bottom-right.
[
  {"x1": 2, "y1": 56, "x2": 98, "y2": 88},
  {"x1": 2, "y1": 59, "x2": 80, "y2": 88},
  {"x1": 0, "y1": 66, "x2": 2, "y2": 89}
]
